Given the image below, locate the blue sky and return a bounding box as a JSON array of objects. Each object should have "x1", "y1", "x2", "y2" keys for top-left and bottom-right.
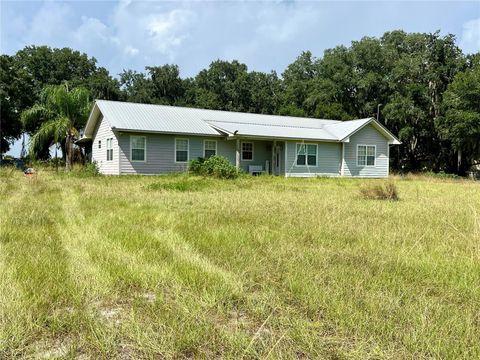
[
  {"x1": 2, "y1": 0, "x2": 479, "y2": 156},
  {"x1": 2, "y1": 0, "x2": 479, "y2": 78}
]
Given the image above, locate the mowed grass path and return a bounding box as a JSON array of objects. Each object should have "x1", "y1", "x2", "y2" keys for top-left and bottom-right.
[{"x1": 0, "y1": 170, "x2": 479, "y2": 359}]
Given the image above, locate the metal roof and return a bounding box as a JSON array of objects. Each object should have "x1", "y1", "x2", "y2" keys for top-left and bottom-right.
[
  {"x1": 323, "y1": 118, "x2": 372, "y2": 139},
  {"x1": 82, "y1": 100, "x2": 400, "y2": 143},
  {"x1": 95, "y1": 100, "x2": 220, "y2": 136},
  {"x1": 206, "y1": 120, "x2": 338, "y2": 141}
]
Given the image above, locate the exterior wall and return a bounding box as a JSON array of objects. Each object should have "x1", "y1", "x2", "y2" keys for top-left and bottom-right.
[
  {"x1": 117, "y1": 132, "x2": 272, "y2": 175},
  {"x1": 343, "y1": 124, "x2": 389, "y2": 178},
  {"x1": 91, "y1": 115, "x2": 119, "y2": 175},
  {"x1": 285, "y1": 141, "x2": 342, "y2": 177},
  {"x1": 93, "y1": 122, "x2": 390, "y2": 177}
]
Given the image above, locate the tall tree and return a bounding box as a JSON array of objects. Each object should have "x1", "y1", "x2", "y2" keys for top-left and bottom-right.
[
  {"x1": 146, "y1": 65, "x2": 186, "y2": 105},
  {"x1": 0, "y1": 55, "x2": 34, "y2": 154},
  {"x1": 436, "y1": 65, "x2": 480, "y2": 174},
  {"x1": 248, "y1": 71, "x2": 281, "y2": 114},
  {"x1": 85, "y1": 67, "x2": 123, "y2": 101},
  {"x1": 1, "y1": 46, "x2": 120, "y2": 155},
  {"x1": 279, "y1": 51, "x2": 318, "y2": 116},
  {"x1": 119, "y1": 69, "x2": 155, "y2": 103},
  {"x1": 21, "y1": 84, "x2": 90, "y2": 170},
  {"x1": 194, "y1": 60, "x2": 251, "y2": 111},
  {"x1": 380, "y1": 31, "x2": 464, "y2": 170},
  {"x1": 14, "y1": 46, "x2": 97, "y2": 95},
  {"x1": 307, "y1": 46, "x2": 355, "y2": 119}
]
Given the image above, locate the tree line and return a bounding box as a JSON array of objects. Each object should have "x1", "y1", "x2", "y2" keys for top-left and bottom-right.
[{"x1": 1, "y1": 30, "x2": 479, "y2": 174}]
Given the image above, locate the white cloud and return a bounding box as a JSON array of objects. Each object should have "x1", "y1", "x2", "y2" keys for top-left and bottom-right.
[
  {"x1": 74, "y1": 17, "x2": 111, "y2": 45},
  {"x1": 24, "y1": 2, "x2": 72, "y2": 47},
  {"x1": 2, "y1": 0, "x2": 197, "y2": 72},
  {"x1": 144, "y1": 9, "x2": 195, "y2": 56},
  {"x1": 104, "y1": 1, "x2": 196, "y2": 64},
  {"x1": 124, "y1": 45, "x2": 139, "y2": 56},
  {"x1": 460, "y1": 18, "x2": 480, "y2": 54},
  {"x1": 256, "y1": 5, "x2": 319, "y2": 43}
]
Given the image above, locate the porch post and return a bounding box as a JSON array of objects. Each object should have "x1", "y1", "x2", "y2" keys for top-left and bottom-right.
[
  {"x1": 340, "y1": 142, "x2": 345, "y2": 176},
  {"x1": 272, "y1": 140, "x2": 277, "y2": 175},
  {"x1": 236, "y1": 138, "x2": 240, "y2": 170}
]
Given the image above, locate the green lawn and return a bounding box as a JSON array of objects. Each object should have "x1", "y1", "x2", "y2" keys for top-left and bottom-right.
[{"x1": 1, "y1": 170, "x2": 479, "y2": 359}]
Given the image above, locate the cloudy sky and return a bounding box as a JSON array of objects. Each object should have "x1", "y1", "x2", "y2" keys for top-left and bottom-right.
[
  {"x1": 1, "y1": 0, "x2": 479, "y2": 156},
  {"x1": 2, "y1": 0, "x2": 479, "y2": 79}
]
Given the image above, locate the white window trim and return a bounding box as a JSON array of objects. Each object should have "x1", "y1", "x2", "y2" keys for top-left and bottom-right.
[
  {"x1": 241, "y1": 141, "x2": 254, "y2": 161},
  {"x1": 106, "y1": 138, "x2": 113, "y2": 161},
  {"x1": 295, "y1": 143, "x2": 318, "y2": 167},
  {"x1": 357, "y1": 144, "x2": 376, "y2": 167},
  {"x1": 175, "y1": 138, "x2": 189, "y2": 163},
  {"x1": 130, "y1": 135, "x2": 147, "y2": 163},
  {"x1": 203, "y1": 139, "x2": 217, "y2": 158}
]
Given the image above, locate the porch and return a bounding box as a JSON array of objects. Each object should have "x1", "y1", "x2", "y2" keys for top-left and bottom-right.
[{"x1": 232, "y1": 138, "x2": 285, "y2": 176}]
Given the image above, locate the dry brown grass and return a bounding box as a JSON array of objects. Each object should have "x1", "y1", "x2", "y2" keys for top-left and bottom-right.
[{"x1": 359, "y1": 180, "x2": 399, "y2": 200}]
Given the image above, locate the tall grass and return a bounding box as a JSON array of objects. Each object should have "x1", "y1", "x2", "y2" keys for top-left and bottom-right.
[
  {"x1": 0, "y1": 170, "x2": 479, "y2": 358},
  {"x1": 359, "y1": 180, "x2": 399, "y2": 200}
]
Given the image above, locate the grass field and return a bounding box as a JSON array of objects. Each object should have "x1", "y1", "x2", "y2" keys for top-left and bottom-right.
[{"x1": 1, "y1": 169, "x2": 479, "y2": 359}]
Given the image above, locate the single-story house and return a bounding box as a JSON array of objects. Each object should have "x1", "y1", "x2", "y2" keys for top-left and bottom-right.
[{"x1": 77, "y1": 100, "x2": 401, "y2": 177}]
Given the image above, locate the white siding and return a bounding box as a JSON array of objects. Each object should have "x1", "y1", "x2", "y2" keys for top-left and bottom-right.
[
  {"x1": 343, "y1": 124, "x2": 389, "y2": 178},
  {"x1": 91, "y1": 116, "x2": 119, "y2": 175}
]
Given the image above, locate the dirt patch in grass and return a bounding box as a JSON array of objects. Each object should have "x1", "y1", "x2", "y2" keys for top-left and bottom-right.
[
  {"x1": 29, "y1": 337, "x2": 74, "y2": 359},
  {"x1": 141, "y1": 292, "x2": 156, "y2": 303}
]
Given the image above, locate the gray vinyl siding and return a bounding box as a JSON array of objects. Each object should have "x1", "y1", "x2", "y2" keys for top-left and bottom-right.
[
  {"x1": 343, "y1": 124, "x2": 389, "y2": 178},
  {"x1": 118, "y1": 133, "x2": 272, "y2": 175},
  {"x1": 91, "y1": 115, "x2": 119, "y2": 175},
  {"x1": 285, "y1": 141, "x2": 341, "y2": 177}
]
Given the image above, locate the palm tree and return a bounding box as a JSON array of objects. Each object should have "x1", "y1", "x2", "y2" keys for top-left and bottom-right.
[{"x1": 21, "y1": 84, "x2": 90, "y2": 170}]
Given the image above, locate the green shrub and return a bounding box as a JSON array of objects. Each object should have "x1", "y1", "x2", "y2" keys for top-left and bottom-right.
[
  {"x1": 82, "y1": 161, "x2": 100, "y2": 176},
  {"x1": 189, "y1": 155, "x2": 238, "y2": 179},
  {"x1": 360, "y1": 180, "x2": 399, "y2": 201},
  {"x1": 423, "y1": 171, "x2": 461, "y2": 179},
  {"x1": 189, "y1": 158, "x2": 205, "y2": 175},
  {"x1": 67, "y1": 162, "x2": 100, "y2": 177}
]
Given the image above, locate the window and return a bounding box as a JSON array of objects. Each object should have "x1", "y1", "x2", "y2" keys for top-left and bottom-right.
[
  {"x1": 296, "y1": 143, "x2": 317, "y2": 166},
  {"x1": 175, "y1": 138, "x2": 189, "y2": 162},
  {"x1": 241, "y1": 142, "x2": 253, "y2": 161},
  {"x1": 98, "y1": 140, "x2": 101, "y2": 149},
  {"x1": 131, "y1": 136, "x2": 146, "y2": 162},
  {"x1": 357, "y1": 145, "x2": 376, "y2": 166},
  {"x1": 106, "y1": 138, "x2": 113, "y2": 161},
  {"x1": 204, "y1": 140, "x2": 217, "y2": 158}
]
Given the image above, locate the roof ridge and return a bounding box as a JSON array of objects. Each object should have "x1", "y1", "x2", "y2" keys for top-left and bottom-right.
[
  {"x1": 204, "y1": 119, "x2": 333, "y2": 130},
  {"x1": 95, "y1": 99, "x2": 342, "y2": 123},
  {"x1": 323, "y1": 118, "x2": 373, "y2": 128}
]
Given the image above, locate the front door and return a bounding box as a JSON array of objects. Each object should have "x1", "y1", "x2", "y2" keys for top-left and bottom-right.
[{"x1": 274, "y1": 145, "x2": 281, "y2": 175}]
